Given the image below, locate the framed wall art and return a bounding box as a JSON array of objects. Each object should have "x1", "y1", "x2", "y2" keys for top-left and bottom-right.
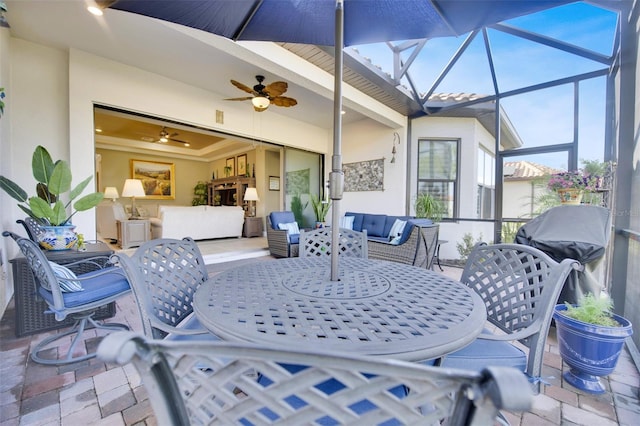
[
  {"x1": 237, "y1": 154, "x2": 247, "y2": 177},
  {"x1": 269, "y1": 176, "x2": 280, "y2": 191},
  {"x1": 130, "y1": 159, "x2": 176, "y2": 199},
  {"x1": 225, "y1": 157, "x2": 235, "y2": 177}
]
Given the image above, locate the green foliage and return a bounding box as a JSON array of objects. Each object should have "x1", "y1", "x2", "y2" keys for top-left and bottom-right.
[
  {"x1": 501, "y1": 221, "x2": 526, "y2": 243},
  {"x1": 192, "y1": 181, "x2": 208, "y2": 206},
  {"x1": 0, "y1": 145, "x2": 103, "y2": 225},
  {"x1": 563, "y1": 293, "x2": 621, "y2": 327},
  {"x1": 414, "y1": 193, "x2": 444, "y2": 221},
  {"x1": 456, "y1": 233, "x2": 483, "y2": 263},
  {"x1": 223, "y1": 165, "x2": 232, "y2": 177},
  {"x1": 309, "y1": 193, "x2": 331, "y2": 222},
  {"x1": 290, "y1": 193, "x2": 308, "y2": 228}
]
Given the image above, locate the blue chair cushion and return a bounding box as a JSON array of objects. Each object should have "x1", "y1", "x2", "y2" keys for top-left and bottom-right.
[
  {"x1": 289, "y1": 233, "x2": 300, "y2": 244},
  {"x1": 439, "y1": 330, "x2": 527, "y2": 372},
  {"x1": 360, "y1": 214, "x2": 387, "y2": 237},
  {"x1": 269, "y1": 211, "x2": 296, "y2": 229},
  {"x1": 38, "y1": 266, "x2": 130, "y2": 308},
  {"x1": 258, "y1": 364, "x2": 407, "y2": 425}
]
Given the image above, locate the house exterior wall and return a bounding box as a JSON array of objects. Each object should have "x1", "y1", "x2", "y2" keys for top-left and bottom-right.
[{"x1": 409, "y1": 116, "x2": 495, "y2": 260}]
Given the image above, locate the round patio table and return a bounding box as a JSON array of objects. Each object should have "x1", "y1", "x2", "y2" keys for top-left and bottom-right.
[{"x1": 194, "y1": 257, "x2": 486, "y2": 361}]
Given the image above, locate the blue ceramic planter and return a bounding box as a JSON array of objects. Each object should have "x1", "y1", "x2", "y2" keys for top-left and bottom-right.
[
  {"x1": 553, "y1": 304, "x2": 632, "y2": 394},
  {"x1": 37, "y1": 225, "x2": 78, "y2": 251}
]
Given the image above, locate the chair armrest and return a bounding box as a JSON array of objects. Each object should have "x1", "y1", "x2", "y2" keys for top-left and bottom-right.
[
  {"x1": 267, "y1": 226, "x2": 296, "y2": 258},
  {"x1": 368, "y1": 226, "x2": 421, "y2": 265}
]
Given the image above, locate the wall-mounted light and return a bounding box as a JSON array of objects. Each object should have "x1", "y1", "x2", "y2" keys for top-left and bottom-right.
[{"x1": 390, "y1": 132, "x2": 400, "y2": 163}]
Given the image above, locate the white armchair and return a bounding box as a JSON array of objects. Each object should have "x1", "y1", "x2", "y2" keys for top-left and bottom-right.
[{"x1": 96, "y1": 203, "x2": 127, "y2": 242}]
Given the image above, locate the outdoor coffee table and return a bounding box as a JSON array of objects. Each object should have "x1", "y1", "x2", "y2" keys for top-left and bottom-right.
[{"x1": 194, "y1": 257, "x2": 486, "y2": 361}]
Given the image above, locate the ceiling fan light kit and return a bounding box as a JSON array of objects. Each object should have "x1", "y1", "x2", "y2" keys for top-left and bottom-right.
[
  {"x1": 252, "y1": 96, "x2": 270, "y2": 110},
  {"x1": 226, "y1": 75, "x2": 297, "y2": 112}
]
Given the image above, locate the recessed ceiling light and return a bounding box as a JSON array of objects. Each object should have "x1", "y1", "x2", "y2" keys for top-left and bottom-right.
[
  {"x1": 184, "y1": 142, "x2": 190, "y2": 147},
  {"x1": 87, "y1": 6, "x2": 103, "y2": 16},
  {"x1": 95, "y1": 128, "x2": 102, "y2": 133}
]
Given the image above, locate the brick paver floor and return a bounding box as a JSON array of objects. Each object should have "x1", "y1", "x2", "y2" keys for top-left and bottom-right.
[{"x1": 1, "y1": 260, "x2": 638, "y2": 425}]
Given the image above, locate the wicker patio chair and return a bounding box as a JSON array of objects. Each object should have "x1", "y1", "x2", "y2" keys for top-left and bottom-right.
[
  {"x1": 300, "y1": 227, "x2": 368, "y2": 258},
  {"x1": 2, "y1": 231, "x2": 131, "y2": 365},
  {"x1": 434, "y1": 242, "x2": 581, "y2": 393},
  {"x1": 98, "y1": 331, "x2": 533, "y2": 425},
  {"x1": 266, "y1": 211, "x2": 299, "y2": 258},
  {"x1": 113, "y1": 237, "x2": 219, "y2": 341}
]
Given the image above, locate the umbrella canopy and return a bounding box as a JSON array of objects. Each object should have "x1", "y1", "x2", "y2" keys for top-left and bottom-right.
[
  {"x1": 109, "y1": 0, "x2": 576, "y2": 279},
  {"x1": 109, "y1": 0, "x2": 574, "y2": 46}
]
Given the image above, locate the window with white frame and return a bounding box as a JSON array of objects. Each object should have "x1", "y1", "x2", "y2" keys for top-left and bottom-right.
[
  {"x1": 477, "y1": 148, "x2": 495, "y2": 219},
  {"x1": 417, "y1": 139, "x2": 458, "y2": 219}
]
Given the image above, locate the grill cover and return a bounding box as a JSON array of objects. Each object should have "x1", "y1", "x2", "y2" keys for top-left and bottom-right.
[{"x1": 515, "y1": 205, "x2": 611, "y2": 305}]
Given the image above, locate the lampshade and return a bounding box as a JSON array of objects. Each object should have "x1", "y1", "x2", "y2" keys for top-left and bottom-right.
[
  {"x1": 104, "y1": 187, "x2": 119, "y2": 201},
  {"x1": 121, "y1": 179, "x2": 145, "y2": 198},
  {"x1": 251, "y1": 96, "x2": 270, "y2": 110},
  {"x1": 244, "y1": 187, "x2": 260, "y2": 201}
]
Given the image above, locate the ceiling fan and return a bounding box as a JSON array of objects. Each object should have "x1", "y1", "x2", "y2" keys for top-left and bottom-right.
[
  {"x1": 225, "y1": 75, "x2": 298, "y2": 112},
  {"x1": 156, "y1": 126, "x2": 190, "y2": 147}
]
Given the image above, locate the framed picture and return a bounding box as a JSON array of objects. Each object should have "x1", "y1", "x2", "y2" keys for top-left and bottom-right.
[
  {"x1": 225, "y1": 157, "x2": 235, "y2": 177},
  {"x1": 269, "y1": 176, "x2": 280, "y2": 191},
  {"x1": 237, "y1": 154, "x2": 247, "y2": 177},
  {"x1": 130, "y1": 159, "x2": 175, "y2": 200}
]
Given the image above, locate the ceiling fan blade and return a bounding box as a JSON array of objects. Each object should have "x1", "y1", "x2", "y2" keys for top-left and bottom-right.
[
  {"x1": 224, "y1": 97, "x2": 254, "y2": 101},
  {"x1": 264, "y1": 81, "x2": 288, "y2": 97},
  {"x1": 271, "y1": 96, "x2": 298, "y2": 107},
  {"x1": 230, "y1": 80, "x2": 256, "y2": 95}
]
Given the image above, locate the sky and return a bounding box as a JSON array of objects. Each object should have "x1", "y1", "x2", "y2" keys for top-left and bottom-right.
[{"x1": 349, "y1": 1, "x2": 619, "y2": 171}]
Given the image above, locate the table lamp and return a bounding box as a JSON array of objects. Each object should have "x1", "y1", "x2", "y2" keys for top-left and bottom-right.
[
  {"x1": 243, "y1": 187, "x2": 259, "y2": 217},
  {"x1": 121, "y1": 179, "x2": 145, "y2": 219},
  {"x1": 103, "y1": 187, "x2": 119, "y2": 202}
]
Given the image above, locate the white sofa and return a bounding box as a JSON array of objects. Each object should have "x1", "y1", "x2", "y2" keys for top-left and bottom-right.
[{"x1": 149, "y1": 205, "x2": 245, "y2": 240}]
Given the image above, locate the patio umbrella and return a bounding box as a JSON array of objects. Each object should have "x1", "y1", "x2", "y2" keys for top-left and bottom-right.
[{"x1": 109, "y1": 0, "x2": 574, "y2": 280}]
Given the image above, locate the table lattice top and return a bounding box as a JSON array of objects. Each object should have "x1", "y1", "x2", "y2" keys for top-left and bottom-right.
[{"x1": 194, "y1": 257, "x2": 486, "y2": 361}]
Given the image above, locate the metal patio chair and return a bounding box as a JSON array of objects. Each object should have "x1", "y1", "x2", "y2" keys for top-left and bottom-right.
[
  {"x1": 98, "y1": 331, "x2": 533, "y2": 425},
  {"x1": 435, "y1": 242, "x2": 581, "y2": 393},
  {"x1": 300, "y1": 227, "x2": 368, "y2": 258},
  {"x1": 2, "y1": 231, "x2": 131, "y2": 365},
  {"x1": 113, "y1": 237, "x2": 219, "y2": 341},
  {"x1": 16, "y1": 217, "x2": 44, "y2": 242}
]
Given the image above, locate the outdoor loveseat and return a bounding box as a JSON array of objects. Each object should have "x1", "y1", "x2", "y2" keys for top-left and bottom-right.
[{"x1": 344, "y1": 212, "x2": 439, "y2": 269}]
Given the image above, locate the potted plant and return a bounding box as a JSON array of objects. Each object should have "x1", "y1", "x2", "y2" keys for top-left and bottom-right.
[
  {"x1": 553, "y1": 293, "x2": 633, "y2": 394},
  {"x1": 414, "y1": 192, "x2": 444, "y2": 221},
  {"x1": 309, "y1": 193, "x2": 331, "y2": 228},
  {"x1": 290, "y1": 193, "x2": 307, "y2": 229},
  {"x1": 0, "y1": 145, "x2": 104, "y2": 250},
  {"x1": 223, "y1": 165, "x2": 232, "y2": 177},
  {"x1": 192, "y1": 181, "x2": 208, "y2": 206},
  {"x1": 547, "y1": 169, "x2": 601, "y2": 205}
]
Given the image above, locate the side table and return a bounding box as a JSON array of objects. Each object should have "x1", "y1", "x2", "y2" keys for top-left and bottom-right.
[
  {"x1": 117, "y1": 219, "x2": 150, "y2": 249},
  {"x1": 243, "y1": 216, "x2": 264, "y2": 238},
  {"x1": 10, "y1": 241, "x2": 116, "y2": 337}
]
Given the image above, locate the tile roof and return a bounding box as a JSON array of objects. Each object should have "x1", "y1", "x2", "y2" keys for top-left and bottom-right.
[{"x1": 504, "y1": 161, "x2": 562, "y2": 180}]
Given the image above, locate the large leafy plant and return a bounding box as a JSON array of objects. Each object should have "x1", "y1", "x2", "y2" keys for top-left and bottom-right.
[
  {"x1": 309, "y1": 193, "x2": 331, "y2": 223},
  {"x1": 0, "y1": 145, "x2": 103, "y2": 226}
]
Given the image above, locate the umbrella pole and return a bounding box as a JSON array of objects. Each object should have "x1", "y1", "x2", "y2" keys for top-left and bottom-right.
[{"x1": 330, "y1": 0, "x2": 345, "y2": 281}]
